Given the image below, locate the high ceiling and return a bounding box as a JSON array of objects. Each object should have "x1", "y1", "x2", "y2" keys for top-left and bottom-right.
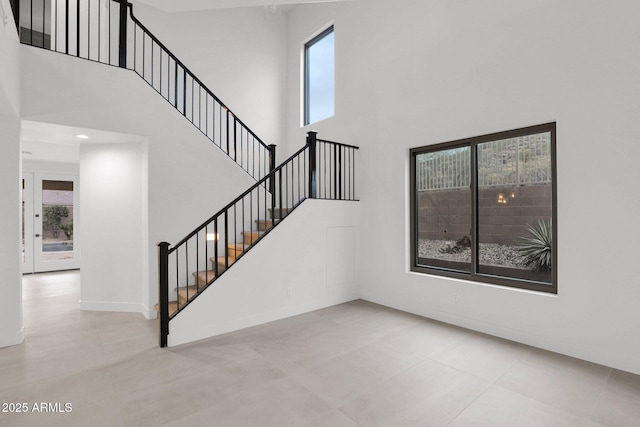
[{"x1": 135, "y1": 0, "x2": 351, "y2": 13}]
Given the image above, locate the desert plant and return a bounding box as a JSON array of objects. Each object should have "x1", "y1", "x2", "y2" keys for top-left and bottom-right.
[{"x1": 517, "y1": 219, "x2": 552, "y2": 271}]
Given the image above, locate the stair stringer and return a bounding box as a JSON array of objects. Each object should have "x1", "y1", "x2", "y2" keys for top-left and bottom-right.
[{"x1": 166, "y1": 199, "x2": 361, "y2": 347}]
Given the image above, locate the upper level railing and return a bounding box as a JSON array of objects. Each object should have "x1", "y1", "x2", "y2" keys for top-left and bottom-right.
[
  {"x1": 15, "y1": 0, "x2": 272, "y2": 180},
  {"x1": 158, "y1": 132, "x2": 359, "y2": 347}
]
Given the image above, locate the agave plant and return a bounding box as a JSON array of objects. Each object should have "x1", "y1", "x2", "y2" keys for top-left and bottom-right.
[{"x1": 517, "y1": 219, "x2": 552, "y2": 271}]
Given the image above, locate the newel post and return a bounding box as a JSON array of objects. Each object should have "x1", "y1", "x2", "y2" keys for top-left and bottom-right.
[
  {"x1": 158, "y1": 241, "x2": 170, "y2": 348},
  {"x1": 307, "y1": 131, "x2": 317, "y2": 199},
  {"x1": 268, "y1": 144, "x2": 277, "y2": 214},
  {"x1": 118, "y1": 0, "x2": 128, "y2": 68}
]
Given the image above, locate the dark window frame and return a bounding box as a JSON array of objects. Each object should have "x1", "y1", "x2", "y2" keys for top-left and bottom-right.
[
  {"x1": 409, "y1": 123, "x2": 558, "y2": 294},
  {"x1": 303, "y1": 25, "x2": 334, "y2": 126}
]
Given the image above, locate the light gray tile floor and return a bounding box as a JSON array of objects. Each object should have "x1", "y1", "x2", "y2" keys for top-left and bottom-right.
[{"x1": 0, "y1": 270, "x2": 638, "y2": 426}]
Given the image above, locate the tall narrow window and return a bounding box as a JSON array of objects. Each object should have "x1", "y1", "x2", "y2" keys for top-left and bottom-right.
[
  {"x1": 304, "y1": 26, "x2": 334, "y2": 126},
  {"x1": 410, "y1": 123, "x2": 557, "y2": 293}
]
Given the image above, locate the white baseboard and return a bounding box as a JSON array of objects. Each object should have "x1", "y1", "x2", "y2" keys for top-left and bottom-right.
[
  {"x1": 79, "y1": 300, "x2": 148, "y2": 315},
  {"x1": 0, "y1": 327, "x2": 24, "y2": 348}
]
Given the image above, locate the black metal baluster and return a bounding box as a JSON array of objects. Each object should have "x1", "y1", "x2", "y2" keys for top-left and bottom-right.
[
  {"x1": 76, "y1": 0, "x2": 80, "y2": 56},
  {"x1": 185, "y1": 241, "x2": 189, "y2": 303},
  {"x1": 204, "y1": 225, "x2": 208, "y2": 284},
  {"x1": 30, "y1": 0, "x2": 33, "y2": 45},
  {"x1": 65, "y1": 0, "x2": 69, "y2": 53},
  {"x1": 195, "y1": 233, "x2": 199, "y2": 292},
  {"x1": 307, "y1": 132, "x2": 317, "y2": 199},
  {"x1": 173, "y1": 61, "x2": 178, "y2": 108},
  {"x1": 338, "y1": 145, "x2": 342, "y2": 200},
  {"x1": 42, "y1": 0, "x2": 45, "y2": 48},
  {"x1": 214, "y1": 218, "x2": 219, "y2": 277},
  {"x1": 175, "y1": 247, "x2": 179, "y2": 307},
  {"x1": 142, "y1": 31, "x2": 145, "y2": 77},
  {"x1": 278, "y1": 168, "x2": 283, "y2": 221},
  {"x1": 133, "y1": 24, "x2": 136, "y2": 72},
  {"x1": 107, "y1": 0, "x2": 110, "y2": 62},
  {"x1": 226, "y1": 110, "x2": 230, "y2": 155},
  {"x1": 213, "y1": 102, "x2": 217, "y2": 146},
  {"x1": 353, "y1": 147, "x2": 356, "y2": 199},
  {"x1": 87, "y1": 0, "x2": 89, "y2": 57},
  {"x1": 182, "y1": 67, "x2": 186, "y2": 116},
  {"x1": 158, "y1": 242, "x2": 169, "y2": 347},
  {"x1": 117, "y1": 0, "x2": 126, "y2": 67},
  {"x1": 233, "y1": 204, "x2": 237, "y2": 262},
  {"x1": 303, "y1": 149, "x2": 307, "y2": 197},
  {"x1": 233, "y1": 117, "x2": 237, "y2": 161},
  {"x1": 240, "y1": 128, "x2": 244, "y2": 171},
  {"x1": 151, "y1": 39, "x2": 154, "y2": 88},
  {"x1": 159, "y1": 49, "x2": 163, "y2": 96},
  {"x1": 224, "y1": 211, "x2": 229, "y2": 269},
  {"x1": 297, "y1": 154, "x2": 301, "y2": 203},
  {"x1": 55, "y1": 0, "x2": 58, "y2": 51},
  {"x1": 191, "y1": 77, "x2": 194, "y2": 123},
  {"x1": 98, "y1": 0, "x2": 100, "y2": 61},
  {"x1": 242, "y1": 197, "x2": 245, "y2": 249}
]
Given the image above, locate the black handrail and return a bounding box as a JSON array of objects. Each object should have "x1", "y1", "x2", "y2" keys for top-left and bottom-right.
[
  {"x1": 16, "y1": 0, "x2": 272, "y2": 180},
  {"x1": 170, "y1": 144, "x2": 309, "y2": 251},
  {"x1": 158, "y1": 132, "x2": 359, "y2": 347},
  {"x1": 126, "y1": 7, "x2": 268, "y2": 149}
]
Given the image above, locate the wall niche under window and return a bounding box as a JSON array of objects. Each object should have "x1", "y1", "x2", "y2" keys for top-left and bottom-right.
[{"x1": 410, "y1": 123, "x2": 557, "y2": 293}]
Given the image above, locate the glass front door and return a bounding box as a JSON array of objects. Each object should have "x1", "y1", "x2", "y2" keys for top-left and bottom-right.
[{"x1": 23, "y1": 173, "x2": 80, "y2": 273}]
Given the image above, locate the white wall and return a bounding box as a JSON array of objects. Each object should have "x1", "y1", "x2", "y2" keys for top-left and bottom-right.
[
  {"x1": 130, "y1": 1, "x2": 288, "y2": 152},
  {"x1": 168, "y1": 199, "x2": 360, "y2": 346},
  {"x1": 79, "y1": 142, "x2": 149, "y2": 315},
  {"x1": 285, "y1": 0, "x2": 640, "y2": 374},
  {"x1": 0, "y1": 0, "x2": 23, "y2": 348},
  {"x1": 21, "y1": 46, "x2": 258, "y2": 318}
]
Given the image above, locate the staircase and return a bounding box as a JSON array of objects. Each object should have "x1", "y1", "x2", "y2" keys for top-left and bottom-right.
[
  {"x1": 12, "y1": 0, "x2": 359, "y2": 348},
  {"x1": 164, "y1": 207, "x2": 284, "y2": 317},
  {"x1": 157, "y1": 133, "x2": 359, "y2": 346},
  {"x1": 15, "y1": 0, "x2": 274, "y2": 180}
]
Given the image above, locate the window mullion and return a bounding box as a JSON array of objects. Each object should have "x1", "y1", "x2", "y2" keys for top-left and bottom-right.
[{"x1": 470, "y1": 143, "x2": 479, "y2": 275}]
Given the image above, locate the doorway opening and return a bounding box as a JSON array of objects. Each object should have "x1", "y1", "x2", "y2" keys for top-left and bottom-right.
[{"x1": 22, "y1": 173, "x2": 79, "y2": 273}]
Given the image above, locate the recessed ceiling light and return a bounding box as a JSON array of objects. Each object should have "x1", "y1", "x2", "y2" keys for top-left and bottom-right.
[{"x1": 76, "y1": 134, "x2": 89, "y2": 139}]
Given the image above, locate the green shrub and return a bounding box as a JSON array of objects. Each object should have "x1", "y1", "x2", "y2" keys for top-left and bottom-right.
[{"x1": 43, "y1": 205, "x2": 69, "y2": 238}]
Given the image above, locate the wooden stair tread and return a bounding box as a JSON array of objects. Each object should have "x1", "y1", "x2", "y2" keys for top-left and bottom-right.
[
  {"x1": 241, "y1": 231, "x2": 264, "y2": 244},
  {"x1": 176, "y1": 285, "x2": 201, "y2": 303},
  {"x1": 154, "y1": 301, "x2": 179, "y2": 317},
  {"x1": 228, "y1": 243, "x2": 250, "y2": 251},
  {"x1": 193, "y1": 270, "x2": 216, "y2": 284},
  {"x1": 255, "y1": 219, "x2": 278, "y2": 231},
  {"x1": 211, "y1": 256, "x2": 235, "y2": 268}
]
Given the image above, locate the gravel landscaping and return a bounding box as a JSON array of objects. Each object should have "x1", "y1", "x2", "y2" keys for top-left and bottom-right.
[{"x1": 418, "y1": 239, "x2": 529, "y2": 269}]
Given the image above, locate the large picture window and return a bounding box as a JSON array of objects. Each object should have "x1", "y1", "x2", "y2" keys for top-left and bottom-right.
[
  {"x1": 304, "y1": 25, "x2": 334, "y2": 126},
  {"x1": 410, "y1": 123, "x2": 557, "y2": 293}
]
